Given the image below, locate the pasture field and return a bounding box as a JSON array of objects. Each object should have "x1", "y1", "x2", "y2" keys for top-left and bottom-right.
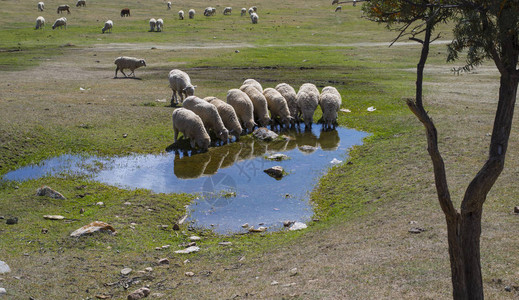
[{"x1": 0, "y1": 0, "x2": 518, "y2": 299}]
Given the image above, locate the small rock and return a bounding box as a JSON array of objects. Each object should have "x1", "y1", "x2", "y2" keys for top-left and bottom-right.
[
  {"x1": 270, "y1": 281, "x2": 279, "y2": 286},
  {"x1": 218, "y1": 242, "x2": 232, "y2": 246},
  {"x1": 241, "y1": 223, "x2": 249, "y2": 228},
  {"x1": 161, "y1": 245, "x2": 170, "y2": 249},
  {"x1": 330, "y1": 158, "x2": 342, "y2": 165},
  {"x1": 183, "y1": 259, "x2": 190, "y2": 264},
  {"x1": 248, "y1": 226, "x2": 267, "y2": 233},
  {"x1": 122, "y1": 134, "x2": 128, "y2": 138},
  {"x1": 121, "y1": 268, "x2": 133, "y2": 275},
  {"x1": 5, "y1": 217, "x2": 18, "y2": 225},
  {"x1": 283, "y1": 220, "x2": 295, "y2": 227},
  {"x1": 0, "y1": 288, "x2": 6, "y2": 296},
  {"x1": 367, "y1": 106, "x2": 376, "y2": 112},
  {"x1": 96, "y1": 202, "x2": 104, "y2": 206},
  {"x1": 505, "y1": 286, "x2": 512, "y2": 292},
  {"x1": 95, "y1": 294, "x2": 112, "y2": 299},
  {"x1": 289, "y1": 222, "x2": 307, "y2": 231},
  {"x1": 127, "y1": 287, "x2": 150, "y2": 300},
  {"x1": 151, "y1": 293, "x2": 165, "y2": 298},
  {"x1": 70, "y1": 221, "x2": 116, "y2": 237},
  {"x1": 0, "y1": 261, "x2": 11, "y2": 274},
  {"x1": 158, "y1": 258, "x2": 169, "y2": 265},
  {"x1": 253, "y1": 127, "x2": 278, "y2": 141},
  {"x1": 124, "y1": 202, "x2": 132, "y2": 206},
  {"x1": 43, "y1": 215, "x2": 65, "y2": 220},
  {"x1": 187, "y1": 242, "x2": 197, "y2": 247},
  {"x1": 264, "y1": 166, "x2": 285, "y2": 179},
  {"x1": 160, "y1": 225, "x2": 169, "y2": 230},
  {"x1": 289, "y1": 268, "x2": 298, "y2": 276},
  {"x1": 408, "y1": 227, "x2": 426, "y2": 234},
  {"x1": 145, "y1": 267, "x2": 153, "y2": 272},
  {"x1": 185, "y1": 272, "x2": 195, "y2": 277},
  {"x1": 340, "y1": 108, "x2": 351, "y2": 113},
  {"x1": 174, "y1": 246, "x2": 200, "y2": 254},
  {"x1": 514, "y1": 206, "x2": 519, "y2": 214},
  {"x1": 267, "y1": 153, "x2": 289, "y2": 161},
  {"x1": 189, "y1": 236, "x2": 201, "y2": 241},
  {"x1": 36, "y1": 186, "x2": 66, "y2": 199},
  {"x1": 41, "y1": 228, "x2": 48, "y2": 234},
  {"x1": 172, "y1": 223, "x2": 180, "y2": 230},
  {"x1": 299, "y1": 145, "x2": 317, "y2": 153}
]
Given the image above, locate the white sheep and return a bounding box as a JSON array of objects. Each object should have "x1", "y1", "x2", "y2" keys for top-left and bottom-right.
[
  {"x1": 226, "y1": 89, "x2": 256, "y2": 133},
  {"x1": 149, "y1": 18, "x2": 156, "y2": 32},
  {"x1": 172, "y1": 108, "x2": 211, "y2": 151},
  {"x1": 76, "y1": 0, "x2": 85, "y2": 7},
  {"x1": 223, "y1": 7, "x2": 232, "y2": 15},
  {"x1": 296, "y1": 83, "x2": 320, "y2": 129},
  {"x1": 52, "y1": 17, "x2": 67, "y2": 29},
  {"x1": 114, "y1": 56, "x2": 146, "y2": 78},
  {"x1": 204, "y1": 7, "x2": 216, "y2": 16},
  {"x1": 156, "y1": 18, "x2": 163, "y2": 32},
  {"x1": 37, "y1": 2, "x2": 44, "y2": 11},
  {"x1": 168, "y1": 69, "x2": 196, "y2": 106},
  {"x1": 319, "y1": 86, "x2": 341, "y2": 130},
  {"x1": 241, "y1": 8, "x2": 246, "y2": 16},
  {"x1": 35, "y1": 16, "x2": 45, "y2": 30},
  {"x1": 252, "y1": 6, "x2": 257, "y2": 12},
  {"x1": 205, "y1": 97, "x2": 243, "y2": 141},
  {"x1": 275, "y1": 83, "x2": 298, "y2": 125},
  {"x1": 179, "y1": 10, "x2": 184, "y2": 20},
  {"x1": 101, "y1": 20, "x2": 113, "y2": 33},
  {"x1": 167, "y1": 1, "x2": 171, "y2": 10},
  {"x1": 263, "y1": 88, "x2": 292, "y2": 128},
  {"x1": 188, "y1": 9, "x2": 195, "y2": 19},
  {"x1": 183, "y1": 96, "x2": 229, "y2": 144},
  {"x1": 240, "y1": 84, "x2": 270, "y2": 127},
  {"x1": 57, "y1": 5, "x2": 70, "y2": 14},
  {"x1": 243, "y1": 78, "x2": 263, "y2": 93},
  {"x1": 251, "y1": 12, "x2": 259, "y2": 24},
  {"x1": 248, "y1": 7, "x2": 254, "y2": 15}
]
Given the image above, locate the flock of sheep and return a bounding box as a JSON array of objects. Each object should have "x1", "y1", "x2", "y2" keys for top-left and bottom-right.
[{"x1": 33, "y1": 0, "x2": 261, "y2": 32}]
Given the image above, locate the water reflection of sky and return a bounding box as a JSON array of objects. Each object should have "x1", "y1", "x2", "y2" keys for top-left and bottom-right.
[{"x1": 2, "y1": 125, "x2": 367, "y2": 234}]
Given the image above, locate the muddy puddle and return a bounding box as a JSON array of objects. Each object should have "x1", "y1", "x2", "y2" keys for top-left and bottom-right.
[{"x1": 3, "y1": 125, "x2": 367, "y2": 234}]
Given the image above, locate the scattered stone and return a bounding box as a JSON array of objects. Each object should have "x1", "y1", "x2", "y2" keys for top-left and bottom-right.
[
  {"x1": 409, "y1": 220, "x2": 418, "y2": 225},
  {"x1": 289, "y1": 222, "x2": 307, "y2": 231},
  {"x1": 174, "y1": 246, "x2": 200, "y2": 254},
  {"x1": 127, "y1": 287, "x2": 150, "y2": 300},
  {"x1": 5, "y1": 217, "x2": 18, "y2": 225},
  {"x1": 253, "y1": 127, "x2": 278, "y2": 141},
  {"x1": 172, "y1": 223, "x2": 180, "y2": 231},
  {"x1": 43, "y1": 215, "x2": 65, "y2": 220},
  {"x1": 218, "y1": 242, "x2": 232, "y2": 246},
  {"x1": 96, "y1": 201, "x2": 104, "y2": 206},
  {"x1": 283, "y1": 220, "x2": 295, "y2": 227},
  {"x1": 185, "y1": 272, "x2": 195, "y2": 277},
  {"x1": 0, "y1": 288, "x2": 6, "y2": 296},
  {"x1": 514, "y1": 206, "x2": 519, "y2": 214},
  {"x1": 248, "y1": 226, "x2": 267, "y2": 233},
  {"x1": 36, "y1": 186, "x2": 66, "y2": 199},
  {"x1": 267, "y1": 153, "x2": 289, "y2": 161},
  {"x1": 270, "y1": 281, "x2": 279, "y2": 286},
  {"x1": 121, "y1": 268, "x2": 133, "y2": 275},
  {"x1": 189, "y1": 236, "x2": 201, "y2": 241},
  {"x1": 95, "y1": 294, "x2": 112, "y2": 299},
  {"x1": 41, "y1": 228, "x2": 48, "y2": 234},
  {"x1": 187, "y1": 242, "x2": 197, "y2": 247},
  {"x1": 408, "y1": 227, "x2": 426, "y2": 234},
  {"x1": 289, "y1": 268, "x2": 298, "y2": 276},
  {"x1": 70, "y1": 221, "x2": 116, "y2": 237},
  {"x1": 367, "y1": 106, "x2": 376, "y2": 112},
  {"x1": 330, "y1": 158, "x2": 342, "y2": 165},
  {"x1": 145, "y1": 267, "x2": 153, "y2": 272},
  {"x1": 0, "y1": 261, "x2": 11, "y2": 274},
  {"x1": 160, "y1": 225, "x2": 169, "y2": 230},
  {"x1": 299, "y1": 145, "x2": 317, "y2": 152},
  {"x1": 264, "y1": 166, "x2": 285, "y2": 179},
  {"x1": 312, "y1": 218, "x2": 320, "y2": 222},
  {"x1": 124, "y1": 202, "x2": 132, "y2": 206},
  {"x1": 339, "y1": 108, "x2": 351, "y2": 113},
  {"x1": 158, "y1": 258, "x2": 169, "y2": 265},
  {"x1": 123, "y1": 133, "x2": 128, "y2": 138},
  {"x1": 183, "y1": 259, "x2": 190, "y2": 264},
  {"x1": 241, "y1": 223, "x2": 249, "y2": 228},
  {"x1": 504, "y1": 286, "x2": 512, "y2": 292},
  {"x1": 161, "y1": 245, "x2": 170, "y2": 249}
]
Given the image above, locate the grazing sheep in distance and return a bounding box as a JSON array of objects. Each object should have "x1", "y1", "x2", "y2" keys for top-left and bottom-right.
[
  {"x1": 335, "y1": 6, "x2": 342, "y2": 12},
  {"x1": 241, "y1": 8, "x2": 246, "y2": 16},
  {"x1": 251, "y1": 12, "x2": 259, "y2": 24},
  {"x1": 188, "y1": 9, "x2": 195, "y2": 19},
  {"x1": 332, "y1": 0, "x2": 339, "y2": 4},
  {"x1": 149, "y1": 18, "x2": 156, "y2": 31},
  {"x1": 252, "y1": 6, "x2": 257, "y2": 12},
  {"x1": 319, "y1": 86, "x2": 342, "y2": 130},
  {"x1": 102, "y1": 20, "x2": 113, "y2": 33},
  {"x1": 168, "y1": 69, "x2": 196, "y2": 106},
  {"x1": 179, "y1": 10, "x2": 184, "y2": 20},
  {"x1": 223, "y1": 7, "x2": 232, "y2": 15},
  {"x1": 296, "y1": 83, "x2": 320, "y2": 129},
  {"x1": 172, "y1": 108, "x2": 211, "y2": 151},
  {"x1": 76, "y1": 0, "x2": 85, "y2": 7},
  {"x1": 156, "y1": 18, "x2": 163, "y2": 32},
  {"x1": 248, "y1": 7, "x2": 254, "y2": 15},
  {"x1": 167, "y1": 1, "x2": 171, "y2": 10},
  {"x1": 183, "y1": 96, "x2": 229, "y2": 144},
  {"x1": 205, "y1": 97, "x2": 243, "y2": 140},
  {"x1": 57, "y1": 5, "x2": 70, "y2": 14},
  {"x1": 52, "y1": 17, "x2": 67, "y2": 29},
  {"x1": 243, "y1": 78, "x2": 263, "y2": 93},
  {"x1": 114, "y1": 56, "x2": 146, "y2": 78},
  {"x1": 120, "y1": 8, "x2": 130, "y2": 17},
  {"x1": 227, "y1": 89, "x2": 256, "y2": 133},
  {"x1": 240, "y1": 84, "x2": 270, "y2": 127},
  {"x1": 263, "y1": 88, "x2": 292, "y2": 128},
  {"x1": 38, "y1": 2, "x2": 44, "y2": 11},
  {"x1": 204, "y1": 7, "x2": 216, "y2": 16},
  {"x1": 35, "y1": 16, "x2": 45, "y2": 30},
  {"x1": 275, "y1": 83, "x2": 298, "y2": 125}
]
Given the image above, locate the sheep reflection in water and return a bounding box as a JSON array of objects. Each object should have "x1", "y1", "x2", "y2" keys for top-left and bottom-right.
[{"x1": 170, "y1": 127, "x2": 341, "y2": 179}]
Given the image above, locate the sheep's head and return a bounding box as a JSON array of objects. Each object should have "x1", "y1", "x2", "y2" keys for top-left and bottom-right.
[
  {"x1": 198, "y1": 136, "x2": 211, "y2": 151},
  {"x1": 139, "y1": 60, "x2": 146, "y2": 67},
  {"x1": 184, "y1": 85, "x2": 196, "y2": 96},
  {"x1": 219, "y1": 129, "x2": 229, "y2": 143}
]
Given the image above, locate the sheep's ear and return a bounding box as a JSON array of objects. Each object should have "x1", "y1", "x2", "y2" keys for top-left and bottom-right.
[{"x1": 193, "y1": 85, "x2": 197, "y2": 89}]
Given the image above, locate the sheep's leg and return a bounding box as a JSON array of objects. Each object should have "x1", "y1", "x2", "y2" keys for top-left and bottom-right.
[
  {"x1": 173, "y1": 127, "x2": 179, "y2": 143},
  {"x1": 119, "y1": 68, "x2": 127, "y2": 77},
  {"x1": 115, "y1": 67, "x2": 119, "y2": 78},
  {"x1": 171, "y1": 90, "x2": 177, "y2": 106},
  {"x1": 129, "y1": 69, "x2": 135, "y2": 77}
]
